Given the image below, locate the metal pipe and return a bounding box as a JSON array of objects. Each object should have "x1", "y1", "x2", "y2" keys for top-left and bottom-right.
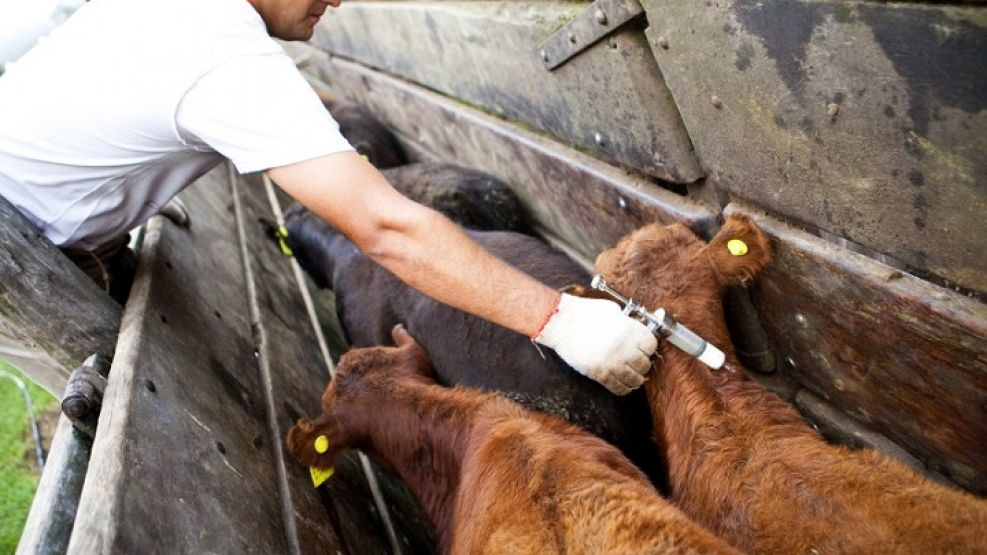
[{"x1": 1, "y1": 369, "x2": 46, "y2": 470}]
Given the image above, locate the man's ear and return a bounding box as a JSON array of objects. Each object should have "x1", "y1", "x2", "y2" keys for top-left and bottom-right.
[{"x1": 704, "y1": 215, "x2": 773, "y2": 287}]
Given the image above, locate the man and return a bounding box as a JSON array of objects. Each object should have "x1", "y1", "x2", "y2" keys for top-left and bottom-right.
[{"x1": 0, "y1": 0, "x2": 657, "y2": 396}]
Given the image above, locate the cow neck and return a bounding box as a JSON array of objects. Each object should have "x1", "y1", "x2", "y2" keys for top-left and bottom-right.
[{"x1": 363, "y1": 381, "x2": 482, "y2": 548}]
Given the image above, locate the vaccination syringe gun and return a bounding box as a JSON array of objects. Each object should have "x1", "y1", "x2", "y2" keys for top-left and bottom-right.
[{"x1": 590, "y1": 275, "x2": 726, "y2": 370}]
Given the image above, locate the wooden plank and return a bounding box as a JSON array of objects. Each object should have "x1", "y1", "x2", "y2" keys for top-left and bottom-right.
[
  {"x1": 66, "y1": 167, "x2": 295, "y2": 553},
  {"x1": 232, "y1": 172, "x2": 346, "y2": 554},
  {"x1": 0, "y1": 195, "x2": 121, "y2": 393},
  {"x1": 239, "y1": 172, "x2": 438, "y2": 554},
  {"x1": 642, "y1": 0, "x2": 987, "y2": 294},
  {"x1": 312, "y1": 1, "x2": 703, "y2": 183},
  {"x1": 729, "y1": 203, "x2": 987, "y2": 495},
  {"x1": 288, "y1": 51, "x2": 717, "y2": 259},
  {"x1": 17, "y1": 416, "x2": 92, "y2": 555}
]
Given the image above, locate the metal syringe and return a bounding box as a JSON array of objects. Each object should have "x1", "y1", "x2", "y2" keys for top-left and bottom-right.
[{"x1": 591, "y1": 275, "x2": 726, "y2": 370}]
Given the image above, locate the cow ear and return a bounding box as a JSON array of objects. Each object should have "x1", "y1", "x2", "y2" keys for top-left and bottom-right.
[
  {"x1": 391, "y1": 324, "x2": 436, "y2": 379},
  {"x1": 558, "y1": 283, "x2": 614, "y2": 302},
  {"x1": 704, "y1": 215, "x2": 772, "y2": 287},
  {"x1": 286, "y1": 414, "x2": 342, "y2": 469}
]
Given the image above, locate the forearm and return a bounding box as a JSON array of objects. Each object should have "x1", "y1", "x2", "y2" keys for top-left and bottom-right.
[
  {"x1": 362, "y1": 204, "x2": 559, "y2": 337},
  {"x1": 269, "y1": 151, "x2": 655, "y2": 394},
  {"x1": 268, "y1": 152, "x2": 558, "y2": 337}
]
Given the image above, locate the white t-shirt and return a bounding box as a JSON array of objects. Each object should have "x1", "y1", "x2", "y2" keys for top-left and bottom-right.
[{"x1": 0, "y1": 0, "x2": 352, "y2": 250}]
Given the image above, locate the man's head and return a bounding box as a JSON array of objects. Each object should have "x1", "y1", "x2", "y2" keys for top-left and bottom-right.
[{"x1": 248, "y1": 0, "x2": 340, "y2": 41}]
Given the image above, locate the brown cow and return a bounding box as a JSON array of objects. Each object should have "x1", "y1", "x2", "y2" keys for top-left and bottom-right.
[
  {"x1": 594, "y1": 214, "x2": 987, "y2": 554},
  {"x1": 287, "y1": 325, "x2": 739, "y2": 555}
]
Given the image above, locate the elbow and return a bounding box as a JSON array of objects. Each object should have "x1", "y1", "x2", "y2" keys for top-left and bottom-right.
[{"x1": 351, "y1": 201, "x2": 435, "y2": 268}]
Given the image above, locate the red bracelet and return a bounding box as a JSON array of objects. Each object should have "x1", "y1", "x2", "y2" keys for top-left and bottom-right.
[{"x1": 530, "y1": 293, "x2": 563, "y2": 340}]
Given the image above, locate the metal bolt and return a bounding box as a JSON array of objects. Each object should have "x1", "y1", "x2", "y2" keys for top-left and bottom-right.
[
  {"x1": 568, "y1": 31, "x2": 577, "y2": 44},
  {"x1": 711, "y1": 95, "x2": 723, "y2": 109},
  {"x1": 540, "y1": 49, "x2": 549, "y2": 63},
  {"x1": 594, "y1": 132, "x2": 605, "y2": 146},
  {"x1": 62, "y1": 396, "x2": 91, "y2": 419},
  {"x1": 595, "y1": 9, "x2": 608, "y2": 25},
  {"x1": 784, "y1": 357, "x2": 796, "y2": 370},
  {"x1": 827, "y1": 103, "x2": 839, "y2": 117},
  {"x1": 834, "y1": 378, "x2": 845, "y2": 391},
  {"x1": 657, "y1": 36, "x2": 669, "y2": 49},
  {"x1": 144, "y1": 378, "x2": 156, "y2": 393},
  {"x1": 795, "y1": 313, "x2": 808, "y2": 326},
  {"x1": 618, "y1": 197, "x2": 628, "y2": 209}
]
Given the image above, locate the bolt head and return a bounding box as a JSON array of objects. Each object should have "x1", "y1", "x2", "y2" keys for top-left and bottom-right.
[
  {"x1": 711, "y1": 95, "x2": 723, "y2": 109},
  {"x1": 540, "y1": 49, "x2": 549, "y2": 63},
  {"x1": 62, "y1": 397, "x2": 90, "y2": 419},
  {"x1": 657, "y1": 36, "x2": 669, "y2": 49},
  {"x1": 568, "y1": 31, "x2": 577, "y2": 44},
  {"x1": 827, "y1": 103, "x2": 840, "y2": 117},
  {"x1": 595, "y1": 9, "x2": 608, "y2": 25},
  {"x1": 594, "y1": 132, "x2": 605, "y2": 146}
]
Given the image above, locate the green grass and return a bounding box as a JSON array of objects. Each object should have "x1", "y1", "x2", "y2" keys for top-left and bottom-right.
[{"x1": 0, "y1": 360, "x2": 57, "y2": 553}]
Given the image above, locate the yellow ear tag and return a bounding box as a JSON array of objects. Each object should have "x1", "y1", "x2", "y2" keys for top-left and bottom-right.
[
  {"x1": 309, "y1": 435, "x2": 334, "y2": 487},
  {"x1": 310, "y1": 466, "x2": 335, "y2": 488},
  {"x1": 727, "y1": 239, "x2": 749, "y2": 256},
  {"x1": 314, "y1": 435, "x2": 329, "y2": 454},
  {"x1": 276, "y1": 224, "x2": 294, "y2": 257}
]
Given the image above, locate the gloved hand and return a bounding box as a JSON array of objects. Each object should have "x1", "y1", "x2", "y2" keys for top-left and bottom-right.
[{"x1": 532, "y1": 293, "x2": 658, "y2": 395}]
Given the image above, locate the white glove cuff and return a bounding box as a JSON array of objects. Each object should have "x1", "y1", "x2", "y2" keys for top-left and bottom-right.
[{"x1": 532, "y1": 293, "x2": 578, "y2": 349}]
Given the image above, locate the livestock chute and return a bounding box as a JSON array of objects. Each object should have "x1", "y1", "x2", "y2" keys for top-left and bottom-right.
[{"x1": 7, "y1": 1, "x2": 985, "y2": 552}]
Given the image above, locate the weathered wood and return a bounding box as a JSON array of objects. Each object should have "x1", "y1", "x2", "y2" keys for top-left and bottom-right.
[
  {"x1": 793, "y1": 389, "x2": 930, "y2": 476},
  {"x1": 257, "y1": 173, "x2": 438, "y2": 553},
  {"x1": 729, "y1": 203, "x2": 987, "y2": 494},
  {"x1": 0, "y1": 195, "x2": 121, "y2": 393},
  {"x1": 66, "y1": 168, "x2": 297, "y2": 553},
  {"x1": 233, "y1": 171, "x2": 347, "y2": 554},
  {"x1": 287, "y1": 50, "x2": 717, "y2": 259},
  {"x1": 17, "y1": 415, "x2": 93, "y2": 555},
  {"x1": 241, "y1": 172, "x2": 437, "y2": 553},
  {"x1": 312, "y1": 1, "x2": 702, "y2": 183},
  {"x1": 643, "y1": 0, "x2": 987, "y2": 294}
]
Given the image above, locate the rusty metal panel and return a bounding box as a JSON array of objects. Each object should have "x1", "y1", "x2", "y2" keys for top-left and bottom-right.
[
  {"x1": 313, "y1": 1, "x2": 702, "y2": 183},
  {"x1": 538, "y1": 0, "x2": 644, "y2": 70},
  {"x1": 643, "y1": 0, "x2": 987, "y2": 294},
  {"x1": 730, "y1": 204, "x2": 987, "y2": 495},
  {"x1": 289, "y1": 49, "x2": 717, "y2": 259}
]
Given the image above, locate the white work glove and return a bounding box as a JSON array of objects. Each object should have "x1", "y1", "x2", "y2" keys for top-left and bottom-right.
[{"x1": 532, "y1": 294, "x2": 658, "y2": 395}]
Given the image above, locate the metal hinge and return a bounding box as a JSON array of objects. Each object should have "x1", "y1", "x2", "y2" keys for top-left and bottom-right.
[
  {"x1": 537, "y1": 0, "x2": 645, "y2": 71},
  {"x1": 61, "y1": 354, "x2": 110, "y2": 439}
]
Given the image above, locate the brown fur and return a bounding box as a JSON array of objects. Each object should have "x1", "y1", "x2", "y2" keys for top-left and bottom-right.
[
  {"x1": 287, "y1": 325, "x2": 738, "y2": 555},
  {"x1": 594, "y1": 214, "x2": 987, "y2": 554}
]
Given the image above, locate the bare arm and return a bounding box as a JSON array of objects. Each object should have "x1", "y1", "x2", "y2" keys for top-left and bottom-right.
[
  {"x1": 268, "y1": 151, "x2": 558, "y2": 337},
  {"x1": 269, "y1": 151, "x2": 657, "y2": 395}
]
